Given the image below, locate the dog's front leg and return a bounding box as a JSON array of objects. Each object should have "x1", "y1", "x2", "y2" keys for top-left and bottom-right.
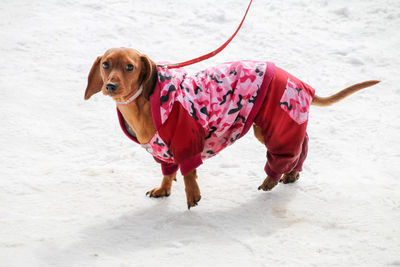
[
  {"x1": 258, "y1": 176, "x2": 279, "y2": 191},
  {"x1": 183, "y1": 169, "x2": 201, "y2": 209},
  {"x1": 146, "y1": 172, "x2": 177, "y2": 198}
]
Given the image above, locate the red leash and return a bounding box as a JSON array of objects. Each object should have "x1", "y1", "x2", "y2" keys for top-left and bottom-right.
[{"x1": 158, "y1": 0, "x2": 253, "y2": 69}]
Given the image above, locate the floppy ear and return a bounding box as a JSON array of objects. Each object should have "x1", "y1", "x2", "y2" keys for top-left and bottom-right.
[
  {"x1": 84, "y1": 56, "x2": 103, "y2": 100},
  {"x1": 140, "y1": 55, "x2": 157, "y2": 101}
]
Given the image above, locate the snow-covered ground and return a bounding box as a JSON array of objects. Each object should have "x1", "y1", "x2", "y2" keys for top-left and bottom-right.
[{"x1": 1, "y1": 0, "x2": 399, "y2": 266}]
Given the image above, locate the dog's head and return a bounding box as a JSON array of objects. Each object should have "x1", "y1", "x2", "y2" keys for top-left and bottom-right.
[{"x1": 84, "y1": 48, "x2": 156, "y2": 102}]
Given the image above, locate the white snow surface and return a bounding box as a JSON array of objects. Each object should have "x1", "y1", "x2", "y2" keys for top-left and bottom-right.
[{"x1": 1, "y1": 0, "x2": 400, "y2": 266}]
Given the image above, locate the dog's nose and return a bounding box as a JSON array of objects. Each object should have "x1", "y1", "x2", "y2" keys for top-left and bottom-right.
[{"x1": 106, "y1": 82, "x2": 118, "y2": 94}]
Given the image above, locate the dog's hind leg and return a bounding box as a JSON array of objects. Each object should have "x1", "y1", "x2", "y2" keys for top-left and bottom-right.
[
  {"x1": 146, "y1": 172, "x2": 177, "y2": 198},
  {"x1": 254, "y1": 124, "x2": 280, "y2": 191},
  {"x1": 254, "y1": 124, "x2": 304, "y2": 190},
  {"x1": 253, "y1": 124, "x2": 265, "y2": 144}
]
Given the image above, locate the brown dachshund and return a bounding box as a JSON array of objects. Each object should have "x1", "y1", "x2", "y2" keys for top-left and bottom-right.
[{"x1": 85, "y1": 47, "x2": 379, "y2": 209}]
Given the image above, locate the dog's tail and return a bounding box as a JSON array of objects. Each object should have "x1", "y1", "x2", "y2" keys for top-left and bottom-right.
[{"x1": 311, "y1": 80, "x2": 380, "y2": 107}]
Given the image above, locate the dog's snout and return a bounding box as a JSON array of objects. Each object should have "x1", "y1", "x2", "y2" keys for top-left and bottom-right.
[{"x1": 106, "y1": 82, "x2": 118, "y2": 93}]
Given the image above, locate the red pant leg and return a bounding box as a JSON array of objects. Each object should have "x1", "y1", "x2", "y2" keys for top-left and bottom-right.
[
  {"x1": 254, "y1": 67, "x2": 314, "y2": 181},
  {"x1": 294, "y1": 133, "x2": 309, "y2": 172}
]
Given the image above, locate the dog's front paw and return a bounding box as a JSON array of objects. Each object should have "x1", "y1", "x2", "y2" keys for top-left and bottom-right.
[
  {"x1": 183, "y1": 170, "x2": 201, "y2": 209},
  {"x1": 258, "y1": 176, "x2": 279, "y2": 191},
  {"x1": 280, "y1": 170, "x2": 300, "y2": 184},
  {"x1": 184, "y1": 180, "x2": 201, "y2": 209},
  {"x1": 186, "y1": 191, "x2": 201, "y2": 210},
  {"x1": 146, "y1": 187, "x2": 171, "y2": 198},
  {"x1": 146, "y1": 174, "x2": 176, "y2": 198}
]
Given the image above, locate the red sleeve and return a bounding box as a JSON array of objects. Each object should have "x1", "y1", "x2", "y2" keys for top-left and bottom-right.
[
  {"x1": 153, "y1": 157, "x2": 179, "y2": 176},
  {"x1": 158, "y1": 102, "x2": 205, "y2": 175}
]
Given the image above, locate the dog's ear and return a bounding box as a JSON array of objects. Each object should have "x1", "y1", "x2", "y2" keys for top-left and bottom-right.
[
  {"x1": 84, "y1": 56, "x2": 103, "y2": 100},
  {"x1": 140, "y1": 55, "x2": 156, "y2": 101}
]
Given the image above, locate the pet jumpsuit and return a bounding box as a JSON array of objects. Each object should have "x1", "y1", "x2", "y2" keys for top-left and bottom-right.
[{"x1": 117, "y1": 61, "x2": 315, "y2": 181}]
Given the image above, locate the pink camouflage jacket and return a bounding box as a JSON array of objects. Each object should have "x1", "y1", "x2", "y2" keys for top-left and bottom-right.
[{"x1": 118, "y1": 61, "x2": 275, "y2": 175}]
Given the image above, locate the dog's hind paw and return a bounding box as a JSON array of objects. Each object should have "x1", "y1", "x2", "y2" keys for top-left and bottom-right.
[
  {"x1": 187, "y1": 196, "x2": 201, "y2": 210},
  {"x1": 280, "y1": 171, "x2": 300, "y2": 184},
  {"x1": 258, "y1": 176, "x2": 278, "y2": 191}
]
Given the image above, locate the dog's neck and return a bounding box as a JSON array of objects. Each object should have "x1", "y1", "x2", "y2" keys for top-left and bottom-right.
[
  {"x1": 117, "y1": 97, "x2": 155, "y2": 144},
  {"x1": 117, "y1": 68, "x2": 157, "y2": 144}
]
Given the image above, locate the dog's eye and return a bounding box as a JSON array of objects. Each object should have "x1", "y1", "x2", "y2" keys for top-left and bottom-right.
[
  {"x1": 126, "y1": 64, "x2": 134, "y2": 72},
  {"x1": 102, "y1": 62, "x2": 109, "y2": 70}
]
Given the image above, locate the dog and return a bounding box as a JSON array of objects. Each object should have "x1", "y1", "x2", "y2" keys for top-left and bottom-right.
[{"x1": 84, "y1": 47, "x2": 379, "y2": 209}]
